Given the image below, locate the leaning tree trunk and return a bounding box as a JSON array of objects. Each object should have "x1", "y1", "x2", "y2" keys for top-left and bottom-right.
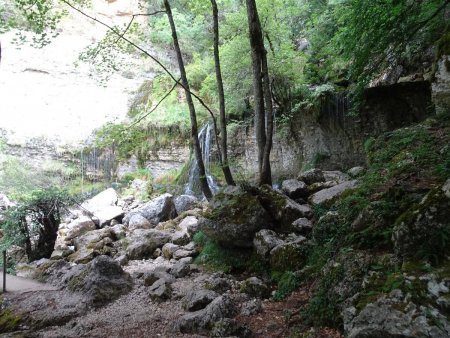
[
  {"x1": 163, "y1": 0, "x2": 212, "y2": 199},
  {"x1": 245, "y1": 0, "x2": 272, "y2": 186},
  {"x1": 211, "y1": 0, "x2": 235, "y2": 186}
]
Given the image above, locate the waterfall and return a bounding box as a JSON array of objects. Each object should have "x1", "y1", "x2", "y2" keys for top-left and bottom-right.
[{"x1": 185, "y1": 121, "x2": 219, "y2": 197}]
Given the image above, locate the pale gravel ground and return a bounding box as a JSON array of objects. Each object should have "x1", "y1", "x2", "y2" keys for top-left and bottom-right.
[{"x1": 3, "y1": 259, "x2": 212, "y2": 338}]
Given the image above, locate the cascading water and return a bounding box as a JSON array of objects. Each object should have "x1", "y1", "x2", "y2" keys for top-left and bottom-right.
[{"x1": 185, "y1": 121, "x2": 219, "y2": 197}]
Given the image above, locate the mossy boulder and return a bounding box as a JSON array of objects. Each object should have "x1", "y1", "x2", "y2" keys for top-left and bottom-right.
[
  {"x1": 392, "y1": 187, "x2": 450, "y2": 262},
  {"x1": 67, "y1": 255, "x2": 132, "y2": 306},
  {"x1": 200, "y1": 189, "x2": 273, "y2": 248},
  {"x1": 270, "y1": 236, "x2": 311, "y2": 271}
]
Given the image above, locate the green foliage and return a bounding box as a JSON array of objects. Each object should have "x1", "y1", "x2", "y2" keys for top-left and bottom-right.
[
  {"x1": 0, "y1": 308, "x2": 21, "y2": 332},
  {"x1": 272, "y1": 271, "x2": 300, "y2": 301},
  {"x1": 194, "y1": 231, "x2": 252, "y2": 273},
  {"x1": 1, "y1": 188, "x2": 74, "y2": 261}
]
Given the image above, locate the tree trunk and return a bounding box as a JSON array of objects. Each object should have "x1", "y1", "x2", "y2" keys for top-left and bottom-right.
[
  {"x1": 245, "y1": 0, "x2": 272, "y2": 186},
  {"x1": 261, "y1": 47, "x2": 273, "y2": 186},
  {"x1": 164, "y1": 0, "x2": 212, "y2": 199},
  {"x1": 211, "y1": 0, "x2": 235, "y2": 186}
]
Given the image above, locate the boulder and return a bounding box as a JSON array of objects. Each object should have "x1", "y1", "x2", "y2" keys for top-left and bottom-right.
[
  {"x1": 240, "y1": 277, "x2": 270, "y2": 298},
  {"x1": 92, "y1": 206, "x2": 124, "y2": 227},
  {"x1": 128, "y1": 213, "x2": 152, "y2": 230},
  {"x1": 110, "y1": 224, "x2": 126, "y2": 239},
  {"x1": 67, "y1": 255, "x2": 132, "y2": 306},
  {"x1": 129, "y1": 193, "x2": 177, "y2": 225},
  {"x1": 148, "y1": 278, "x2": 172, "y2": 302},
  {"x1": 162, "y1": 243, "x2": 180, "y2": 259},
  {"x1": 174, "y1": 195, "x2": 199, "y2": 214},
  {"x1": 259, "y1": 186, "x2": 313, "y2": 231},
  {"x1": 253, "y1": 229, "x2": 284, "y2": 259},
  {"x1": 203, "y1": 273, "x2": 233, "y2": 294},
  {"x1": 270, "y1": 236, "x2": 310, "y2": 271},
  {"x1": 65, "y1": 216, "x2": 96, "y2": 241},
  {"x1": 178, "y1": 216, "x2": 199, "y2": 236},
  {"x1": 201, "y1": 189, "x2": 273, "y2": 248},
  {"x1": 298, "y1": 168, "x2": 325, "y2": 185},
  {"x1": 143, "y1": 271, "x2": 175, "y2": 286},
  {"x1": 170, "y1": 260, "x2": 190, "y2": 278},
  {"x1": 240, "y1": 299, "x2": 262, "y2": 316},
  {"x1": 174, "y1": 295, "x2": 236, "y2": 335},
  {"x1": 281, "y1": 179, "x2": 308, "y2": 199},
  {"x1": 347, "y1": 166, "x2": 366, "y2": 178},
  {"x1": 292, "y1": 217, "x2": 313, "y2": 234},
  {"x1": 323, "y1": 170, "x2": 349, "y2": 184},
  {"x1": 344, "y1": 290, "x2": 450, "y2": 338},
  {"x1": 68, "y1": 227, "x2": 115, "y2": 264},
  {"x1": 126, "y1": 229, "x2": 171, "y2": 260},
  {"x1": 0, "y1": 193, "x2": 12, "y2": 210},
  {"x1": 307, "y1": 181, "x2": 338, "y2": 195},
  {"x1": 82, "y1": 188, "x2": 118, "y2": 210},
  {"x1": 173, "y1": 249, "x2": 194, "y2": 260},
  {"x1": 309, "y1": 180, "x2": 358, "y2": 206},
  {"x1": 182, "y1": 289, "x2": 219, "y2": 311}
]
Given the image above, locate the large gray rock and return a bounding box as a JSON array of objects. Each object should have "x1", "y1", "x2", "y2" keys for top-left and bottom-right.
[
  {"x1": 281, "y1": 179, "x2": 308, "y2": 199},
  {"x1": 143, "y1": 270, "x2": 175, "y2": 286},
  {"x1": 148, "y1": 278, "x2": 172, "y2": 302},
  {"x1": 292, "y1": 218, "x2": 313, "y2": 235},
  {"x1": 174, "y1": 295, "x2": 236, "y2": 335},
  {"x1": 240, "y1": 277, "x2": 270, "y2": 298},
  {"x1": 323, "y1": 170, "x2": 349, "y2": 183},
  {"x1": 128, "y1": 213, "x2": 152, "y2": 230},
  {"x1": 201, "y1": 190, "x2": 273, "y2": 248},
  {"x1": 65, "y1": 216, "x2": 96, "y2": 241},
  {"x1": 162, "y1": 243, "x2": 180, "y2": 259},
  {"x1": 298, "y1": 168, "x2": 325, "y2": 185},
  {"x1": 0, "y1": 193, "x2": 12, "y2": 210},
  {"x1": 253, "y1": 229, "x2": 284, "y2": 259},
  {"x1": 67, "y1": 255, "x2": 132, "y2": 306},
  {"x1": 259, "y1": 186, "x2": 313, "y2": 232},
  {"x1": 270, "y1": 235, "x2": 310, "y2": 271},
  {"x1": 309, "y1": 180, "x2": 358, "y2": 206},
  {"x1": 82, "y1": 188, "x2": 118, "y2": 210},
  {"x1": 347, "y1": 166, "x2": 365, "y2": 178},
  {"x1": 344, "y1": 290, "x2": 450, "y2": 338},
  {"x1": 124, "y1": 193, "x2": 177, "y2": 225},
  {"x1": 182, "y1": 289, "x2": 219, "y2": 311},
  {"x1": 170, "y1": 260, "x2": 190, "y2": 278},
  {"x1": 69, "y1": 227, "x2": 115, "y2": 264},
  {"x1": 93, "y1": 206, "x2": 124, "y2": 227},
  {"x1": 174, "y1": 195, "x2": 199, "y2": 214},
  {"x1": 171, "y1": 216, "x2": 199, "y2": 245},
  {"x1": 126, "y1": 229, "x2": 171, "y2": 260}
]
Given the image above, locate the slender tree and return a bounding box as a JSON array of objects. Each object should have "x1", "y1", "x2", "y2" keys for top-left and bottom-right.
[
  {"x1": 210, "y1": 0, "x2": 235, "y2": 186},
  {"x1": 163, "y1": 0, "x2": 212, "y2": 199},
  {"x1": 245, "y1": 0, "x2": 273, "y2": 186}
]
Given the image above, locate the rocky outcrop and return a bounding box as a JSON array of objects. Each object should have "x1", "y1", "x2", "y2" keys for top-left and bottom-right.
[
  {"x1": 67, "y1": 255, "x2": 132, "y2": 306},
  {"x1": 432, "y1": 54, "x2": 450, "y2": 115}
]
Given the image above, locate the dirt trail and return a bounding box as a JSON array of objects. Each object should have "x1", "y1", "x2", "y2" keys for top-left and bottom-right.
[{"x1": 0, "y1": 272, "x2": 57, "y2": 293}]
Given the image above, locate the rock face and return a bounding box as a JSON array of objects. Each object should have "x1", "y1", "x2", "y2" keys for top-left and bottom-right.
[
  {"x1": 432, "y1": 55, "x2": 450, "y2": 115},
  {"x1": 68, "y1": 255, "x2": 132, "y2": 306},
  {"x1": 200, "y1": 189, "x2": 272, "y2": 248},
  {"x1": 309, "y1": 180, "x2": 358, "y2": 206},
  {"x1": 126, "y1": 229, "x2": 171, "y2": 260},
  {"x1": 124, "y1": 193, "x2": 177, "y2": 226}
]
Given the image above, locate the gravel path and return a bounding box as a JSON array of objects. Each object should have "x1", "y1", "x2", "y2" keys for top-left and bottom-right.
[{"x1": 0, "y1": 272, "x2": 57, "y2": 293}]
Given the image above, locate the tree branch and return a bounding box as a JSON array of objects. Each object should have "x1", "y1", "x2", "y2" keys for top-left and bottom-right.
[
  {"x1": 61, "y1": 0, "x2": 218, "y2": 123},
  {"x1": 128, "y1": 79, "x2": 180, "y2": 128}
]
